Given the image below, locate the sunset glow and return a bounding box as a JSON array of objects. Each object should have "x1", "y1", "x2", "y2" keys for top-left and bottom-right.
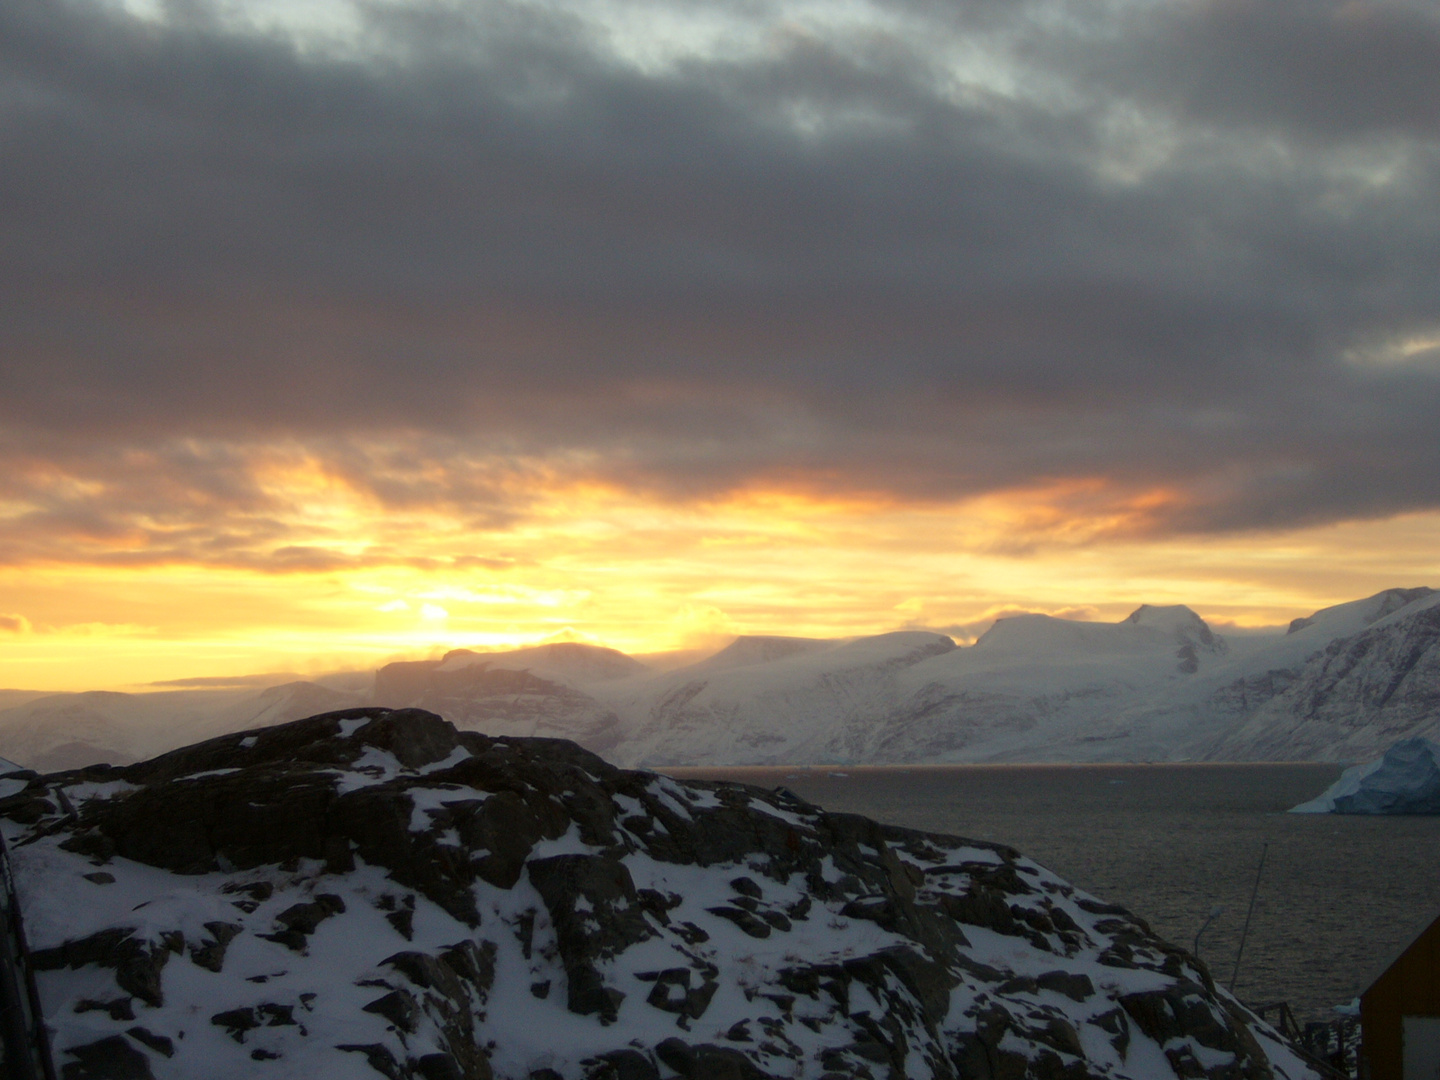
[
  {"x1": 4, "y1": 0, "x2": 1440, "y2": 691},
  {"x1": 6, "y1": 451, "x2": 1440, "y2": 690}
]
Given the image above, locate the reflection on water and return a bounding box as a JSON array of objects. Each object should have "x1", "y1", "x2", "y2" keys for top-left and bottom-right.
[{"x1": 663, "y1": 763, "x2": 1439, "y2": 1024}]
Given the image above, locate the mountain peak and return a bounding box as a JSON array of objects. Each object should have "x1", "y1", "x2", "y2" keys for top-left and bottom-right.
[
  {"x1": 1286, "y1": 586, "x2": 1436, "y2": 635},
  {"x1": 428, "y1": 642, "x2": 647, "y2": 681},
  {"x1": 1122, "y1": 604, "x2": 1205, "y2": 632},
  {"x1": 1122, "y1": 605, "x2": 1223, "y2": 671},
  {"x1": 694, "y1": 635, "x2": 831, "y2": 671}
]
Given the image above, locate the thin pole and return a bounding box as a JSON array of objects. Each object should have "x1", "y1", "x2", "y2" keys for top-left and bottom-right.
[
  {"x1": 1230, "y1": 841, "x2": 1268, "y2": 994},
  {"x1": 1194, "y1": 905, "x2": 1224, "y2": 960}
]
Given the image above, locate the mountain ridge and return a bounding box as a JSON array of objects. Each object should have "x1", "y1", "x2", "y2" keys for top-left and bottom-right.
[{"x1": 3, "y1": 588, "x2": 1436, "y2": 769}]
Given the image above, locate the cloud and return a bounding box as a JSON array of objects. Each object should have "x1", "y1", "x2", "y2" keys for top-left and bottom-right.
[
  {"x1": 0, "y1": 0, "x2": 1438, "y2": 552},
  {"x1": 0, "y1": 614, "x2": 31, "y2": 633},
  {"x1": 1086, "y1": 0, "x2": 1440, "y2": 142},
  {"x1": 0, "y1": 430, "x2": 543, "y2": 569}
]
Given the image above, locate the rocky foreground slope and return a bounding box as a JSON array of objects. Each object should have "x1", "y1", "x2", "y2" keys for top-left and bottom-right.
[{"x1": 1, "y1": 709, "x2": 1317, "y2": 1079}]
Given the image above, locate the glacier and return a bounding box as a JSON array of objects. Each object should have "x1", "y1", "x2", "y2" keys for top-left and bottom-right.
[{"x1": 1290, "y1": 737, "x2": 1440, "y2": 814}]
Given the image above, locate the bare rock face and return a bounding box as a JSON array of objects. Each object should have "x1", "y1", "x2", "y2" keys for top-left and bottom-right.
[{"x1": 1, "y1": 709, "x2": 1318, "y2": 1080}]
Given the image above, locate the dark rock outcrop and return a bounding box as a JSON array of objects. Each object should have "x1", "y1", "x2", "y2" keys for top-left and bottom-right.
[{"x1": 1, "y1": 709, "x2": 1319, "y2": 1080}]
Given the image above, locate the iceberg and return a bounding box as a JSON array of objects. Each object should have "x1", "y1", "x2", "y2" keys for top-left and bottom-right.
[{"x1": 1291, "y1": 737, "x2": 1440, "y2": 814}]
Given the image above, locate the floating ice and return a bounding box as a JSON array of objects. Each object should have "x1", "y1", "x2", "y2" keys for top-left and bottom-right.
[{"x1": 1290, "y1": 737, "x2": 1440, "y2": 814}]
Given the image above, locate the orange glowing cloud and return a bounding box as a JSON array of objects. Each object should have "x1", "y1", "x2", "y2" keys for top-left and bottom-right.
[{"x1": 3, "y1": 433, "x2": 1438, "y2": 692}]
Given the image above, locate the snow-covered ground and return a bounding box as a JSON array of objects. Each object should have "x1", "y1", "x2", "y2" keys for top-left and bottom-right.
[{"x1": 2, "y1": 709, "x2": 1320, "y2": 1079}]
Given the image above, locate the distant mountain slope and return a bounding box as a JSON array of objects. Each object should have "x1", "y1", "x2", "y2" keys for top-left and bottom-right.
[
  {"x1": 1207, "y1": 591, "x2": 1440, "y2": 760},
  {"x1": 684, "y1": 634, "x2": 833, "y2": 672},
  {"x1": 835, "y1": 604, "x2": 1234, "y2": 764},
  {"x1": 3, "y1": 587, "x2": 1436, "y2": 768},
  {"x1": 0, "y1": 689, "x2": 48, "y2": 711},
  {"x1": 598, "y1": 631, "x2": 955, "y2": 766},
  {"x1": 378, "y1": 642, "x2": 648, "y2": 702},
  {"x1": 375, "y1": 643, "x2": 643, "y2": 752},
  {"x1": 0, "y1": 690, "x2": 194, "y2": 771},
  {"x1": 0, "y1": 681, "x2": 364, "y2": 771},
  {"x1": 592, "y1": 590, "x2": 1439, "y2": 766}
]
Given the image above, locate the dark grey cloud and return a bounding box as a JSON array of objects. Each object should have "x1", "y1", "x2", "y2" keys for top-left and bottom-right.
[
  {"x1": 1084, "y1": 0, "x2": 1440, "y2": 141},
  {"x1": 1, "y1": 0, "x2": 1439, "y2": 550}
]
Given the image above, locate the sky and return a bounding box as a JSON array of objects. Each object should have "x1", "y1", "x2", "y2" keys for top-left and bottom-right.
[{"x1": 3, "y1": 0, "x2": 1440, "y2": 690}]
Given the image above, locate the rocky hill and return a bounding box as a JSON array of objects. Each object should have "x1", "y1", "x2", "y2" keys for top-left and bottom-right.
[{"x1": 2, "y1": 709, "x2": 1318, "y2": 1079}]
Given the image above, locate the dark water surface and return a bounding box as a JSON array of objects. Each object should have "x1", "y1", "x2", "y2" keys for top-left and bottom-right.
[{"x1": 663, "y1": 763, "x2": 1440, "y2": 1024}]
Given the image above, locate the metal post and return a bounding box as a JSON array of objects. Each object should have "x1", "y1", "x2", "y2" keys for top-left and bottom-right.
[
  {"x1": 1230, "y1": 841, "x2": 1268, "y2": 994},
  {"x1": 1194, "y1": 905, "x2": 1224, "y2": 960}
]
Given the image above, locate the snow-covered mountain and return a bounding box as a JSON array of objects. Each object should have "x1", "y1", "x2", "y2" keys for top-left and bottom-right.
[
  {"x1": 373, "y1": 643, "x2": 646, "y2": 754},
  {"x1": 0, "y1": 680, "x2": 366, "y2": 771},
  {"x1": 1206, "y1": 589, "x2": 1440, "y2": 761},
  {"x1": 4, "y1": 586, "x2": 1437, "y2": 768},
  {"x1": 599, "y1": 632, "x2": 957, "y2": 766},
  {"x1": 865, "y1": 587, "x2": 1440, "y2": 766},
  {"x1": 1, "y1": 708, "x2": 1321, "y2": 1080},
  {"x1": 363, "y1": 588, "x2": 1440, "y2": 765}
]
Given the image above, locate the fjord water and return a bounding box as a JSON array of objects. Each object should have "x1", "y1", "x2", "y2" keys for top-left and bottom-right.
[{"x1": 665, "y1": 763, "x2": 1439, "y2": 1024}]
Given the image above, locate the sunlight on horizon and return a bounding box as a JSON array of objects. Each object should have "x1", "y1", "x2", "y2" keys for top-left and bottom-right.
[{"x1": 4, "y1": 480, "x2": 1439, "y2": 691}]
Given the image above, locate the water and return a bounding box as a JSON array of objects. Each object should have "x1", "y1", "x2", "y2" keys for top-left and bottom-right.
[{"x1": 662, "y1": 763, "x2": 1440, "y2": 1025}]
